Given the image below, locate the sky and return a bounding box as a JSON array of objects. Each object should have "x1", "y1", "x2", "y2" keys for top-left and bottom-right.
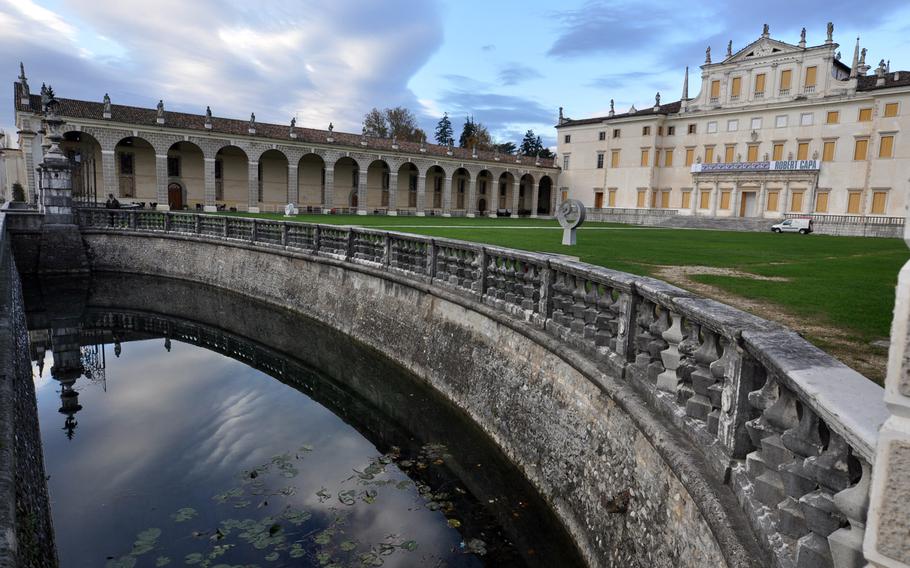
[{"x1": 2, "y1": 0, "x2": 909, "y2": 150}]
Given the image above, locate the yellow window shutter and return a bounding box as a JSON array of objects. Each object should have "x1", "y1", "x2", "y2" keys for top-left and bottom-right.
[
  {"x1": 871, "y1": 191, "x2": 887, "y2": 214},
  {"x1": 823, "y1": 141, "x2": 835, "y2": 161},
  {"x1": 705, "y1": 146, "x2": 714, "y2": 163},
  {"x1": 879, "y1": 135, "x2": 894, "y2": 158},
  {"x1": 854, "y1": 139, "x2": 868, "y2": 160},
  {"x1": 884, "y1": 103, "x2": 899, "y2": 117},
  {"x1": 755, "y1": 74, "x2": 766, "y2": 93},
  {"x1": 847, "y1": 192, "x2": 861, "y2": 213},
  {"x1": 685, "y1": 148, "x2": 694, "y2": 166},
  {"x1": 815, "y1": 192, "x2": 828, "y2": 213},
  {"x1": 826, "y1": 111, "x2": 839, "y2": 124},
  {"x1": 731, "y1": 77, "x2": 741, "y2": 97},
  {"x1": 747, "y1": 145, "x2": 758, "y2": 161},
  {"x1": 724, "y1": 146, "x2": 734, "y2": 162},
  {"x1": 780, "y1": 69, "x2": 792, "y2": 90},
  {"x1": 710, "y1": 80, "x2": 720, "y2": 98},
  {"x1": 805, "y1": 66, "x2": 817, "y2": 87},
  {"x1": 773, "y1": 144, "x2": 783, "y2": 161},
  {"x1": 797, "y1": 143, "x2": 809, "y2": 160}
]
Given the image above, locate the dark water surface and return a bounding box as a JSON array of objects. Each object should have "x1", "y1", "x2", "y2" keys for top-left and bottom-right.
[{"x1": 25, "y1": 274, "x2": 584, "y2": 568}]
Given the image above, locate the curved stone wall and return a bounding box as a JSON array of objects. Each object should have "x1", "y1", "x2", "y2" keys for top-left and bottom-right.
[{"x1": 72, "y1": 210, "x2": 890, "y2": 568}]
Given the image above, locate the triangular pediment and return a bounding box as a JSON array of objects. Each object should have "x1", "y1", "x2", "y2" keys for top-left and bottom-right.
[{"x1": 724, "y1": 37, "x2": 801, "y2": 63}]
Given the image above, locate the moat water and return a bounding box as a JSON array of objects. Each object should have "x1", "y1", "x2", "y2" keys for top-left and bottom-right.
[{"x1": 25, "y1": 274, "x2": 583, "y2": 568}]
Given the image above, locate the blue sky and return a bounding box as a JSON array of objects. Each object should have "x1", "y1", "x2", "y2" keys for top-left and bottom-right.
[{"x1": 2, "y1": 0, "x2": 909, "y2": 150}]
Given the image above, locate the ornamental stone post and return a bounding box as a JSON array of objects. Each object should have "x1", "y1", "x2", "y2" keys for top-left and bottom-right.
[
  {"x1": 510, "y1": 177, "x2": 521, "y2": 217},
  {"x1": 155, "y1": 153, "x2": 169, "y2": 210},
  {"x1": 466, "y1": 177, "x2": 476, "y2": 218},
  {"x1": 357, "y1": 168, "x2": 368, "y2": 215},
  {"x1": 442, "y1": 176, "x2": 453, "y2": 216},
  {"x1": 203, "y1": 157, "x2": 216, "y2": 212},
  {"x1": 101, "y1": 149, "x2": 117, "y2": 200},
  {"x1": 864, "y1": 198, "x2": 910, "y2": 566},
  {"x1": 322, "y1": 166, "x2": 334, "y2": 213},
  {"x1": 248, "y1": 159, "x2": 260, "y2": 212},
  {"x1": 416, "y1": 175, "x2": 427, "y2": 216},
  {"x1": 387, "y1": 172, "x2": 398, "y2": 215},
  {"x1": 287, "y1": 164, "x2": 299, "y2": 210}
]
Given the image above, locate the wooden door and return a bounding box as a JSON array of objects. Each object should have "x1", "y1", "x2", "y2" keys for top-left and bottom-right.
[{"x1": 168, "y1": 183, "x2": 183, "y2": 210}]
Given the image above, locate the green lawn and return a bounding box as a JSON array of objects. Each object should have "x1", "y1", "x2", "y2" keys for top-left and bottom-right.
[{"x1": 210, "y1": 212, "x2": 909, "y2": 346}]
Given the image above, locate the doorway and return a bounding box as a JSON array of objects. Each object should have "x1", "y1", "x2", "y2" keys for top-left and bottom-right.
[
  {"x1": 739, "y1": 191, "x2": 756, "y2": 217},
  {"x1": 168, "y1": 182, "x2": 184, "y2": 210}
]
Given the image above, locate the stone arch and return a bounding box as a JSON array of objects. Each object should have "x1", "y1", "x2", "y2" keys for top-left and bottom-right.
[
  {"x1": 166, "y1": 140, "x2": 205, "y2": 209},
  {"x1": 497, "y1": 171, "x2": 516, "y2": 213},
  {"x1": 452, "y1": 167, "x2": 471, "y2": 212},
  {"x1": 397, "y1": 162, "x2": 419, "y2": 210},
  {"x1": 214, "y1": 145, "x2": 249, "y2": 209},
  {"x1": 475, "y1": 169, "x2": 495, "y2": 215},
  {"x1": 426, "y1": 165, "x2": 446, "y2": 211},
  {"x1": 537, "y1": 175, "x2": 554, "y2": 216},
  {"x1": 257, "y1": 149, "x2": 289, "y2": 208},
  {"x1": 62, "y1": 130, "x2": 103, "y2": 204},
  {"x1": 113, "y1": 135, "x2": 156, "y2": 202},
  {"x1": 333, "y1": 156, "x2": 359, "y2": 209},
  {"x1": 366, "y1": 159, "x2": 391, "y2": 210},
  {"x1": 519, "y1": 173, "x2": 535, "y2": 214},
  {"x1": 298, "y1": 153, "x2": 327, "y2": 210}
]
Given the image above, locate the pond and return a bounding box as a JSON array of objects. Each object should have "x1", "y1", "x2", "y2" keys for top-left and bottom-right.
[{"x1": 25, "y1": 274, "x2": 584, "y2": 568}]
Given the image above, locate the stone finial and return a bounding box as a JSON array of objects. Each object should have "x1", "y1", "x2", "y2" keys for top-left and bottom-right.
[
  {"x1": 40, "y1": 85, "x2": 66, "y2": 163},
  {"x1": 886, "y1": 60, "x2": 890, "y2": 73},
  {"x1": 18, "y1": 61, "x2": 26, "y2": 83},
  {"x1": 849, "y1": 37, "x2": 860, "y2": 79},
  {"x1": 471, "y1": 143, "x2": 477, "y2": 158},
  {"x1": 628, "y1": 104, "x2": 637, "y2": 113},
  {"x1": 681, "y1": 67, "x2": 689, "y2": 101},
  {"x1": 726, "y1": 40, "x2": 733, "y2": 57},
  {"x1": 204, "y1": 106, "x2": 212, "y2": 129},
  {"x1": 326, "y1": 122, "x2": 334, "y2": 142},
  {"x1": 40, "y1": 83, "x2": 49, "y2": 108},
  {"x1": 248, "y1": 112, "x2": 256, "y2": 134},
  {"x1": 446, "y1": 140, "x2": 453, "y2": 156},
  {"x1": 826, "y1": 21, "x2": 834, "y2": 43},
  {"x1": 419, "y1": 135, "x2": 427, "y2": 153},
  {"x1": 609, "y1": 98, "x2": 615, "y2": 117},
  {"x1": 836, "y1": 51, "x2": 842, "y2": 61},
  {"x1": 391, "y1": 135, "x2": 399, "y2": 150},
  {"x1": 17, "y1": 62, "x2": 30, "y2": 104},
  {"x1": 328, "y1": 122, "x2": 334, "y2": 132},
  {"x1": 705, "y1": 45, "x2": 711, "y2": 64},
  {"x1": 558, "y1": 106, "x2": 564, "y2": 125},
  {"x1": 762, "y1": 23, "x2": 770, "y2": 38},
  {"x1": 102, "y1": 93, "x2": 111, "y2": 119},
  {"x1": 360, "y1": 127, "x2": 368, "y2": 146},
  {"x1": 876, "y1": 59, "x2": 887, "y2": 85},
  {"x1": 654, "y1": 92, "x2": 661, "y2": 108},
  {"x1": 156, "y1": 99, "x2": 165, "y2": 124},
  {"x1": 289, "y1": 116, "x2": 296, "y2": 138},
  {"x1": 799, "y1": 27, "x2": 807, "y2": 48}
]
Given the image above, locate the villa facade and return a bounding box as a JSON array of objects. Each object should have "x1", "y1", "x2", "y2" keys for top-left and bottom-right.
[{"x1": 556, "y1": 23, "x2": 910, "y2": 220}]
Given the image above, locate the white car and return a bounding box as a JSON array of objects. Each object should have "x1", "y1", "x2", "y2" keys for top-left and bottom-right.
[{"x1": 771, "y1": 218, "x2": 813, "y2": 234}]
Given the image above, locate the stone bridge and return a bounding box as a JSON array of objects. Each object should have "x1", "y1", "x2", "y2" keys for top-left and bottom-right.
[{"x1": 3, "y1": 205, "x2": 904, "y2": 568}]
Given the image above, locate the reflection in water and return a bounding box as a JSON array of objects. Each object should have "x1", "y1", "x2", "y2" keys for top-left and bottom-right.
[{"x1": 25, "y1": 274, "x2": 584, "y2": 568}]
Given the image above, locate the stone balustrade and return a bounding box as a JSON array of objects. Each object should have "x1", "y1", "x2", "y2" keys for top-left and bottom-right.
[{"x1": 75, "y1": 208, "x2": 890, "y2": 568}]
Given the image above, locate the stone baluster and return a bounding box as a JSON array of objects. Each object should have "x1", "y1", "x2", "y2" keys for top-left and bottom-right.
[
  {"x1": 593, "y1": 285, "x2": 615, "y2": 349},
  {"x1": 646, "y1": 308, "x2": 670, "y2": 383},
  {"x1": 632, "y1": 300, "x2": 657, "y2": 376},
  {"x1": 550, "y1": 271, "x2": 573, "y2": 330},
  {"x1": 777, "y1": 406, "x2": 826, "y2": 548},
  {"x1": 581, "y1": 280, "x2": 600, "y2": 343},
  {"x1": 686, "y1": 327, "x2": 721, "y2": 421},
  {"x1": 569, "y1": 275, "x2": 589, "y2": 337},
  {"x1": 657, "y1": 310, "x2": 685, "y2": 392},
  {"x1": 747, "y1": 377, "x2": 799, "y2": 510},
  {"x1": 706, "y1": 336, "x2": 737, "y2": 435},
  {"x1": 830, "y1": 457, "x2": 870, "y2": 567}
]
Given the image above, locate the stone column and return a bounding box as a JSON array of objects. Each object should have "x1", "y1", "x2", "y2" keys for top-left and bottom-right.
[
  {"x1": 864, "y1": 208, "x2": 910, "y2": 566},
  {"x1": 782, "y1": 181, "x2": 791, "y2": 214},
  {"x1": 322, "y1": 164, "x2": 334, "y2": 213},
  {"x1": 550, "y1": 186, "x2": 559, "y2": 215},
  {"x1": 807, "y1": 176, "x2": 818, "y2": 214},
  {"x1": 19, "y1": 132, "x2": 38, "y2": 202},
  {"x1": 757, "y1": 181, "x2": 767, "y2": 218},
  {"x1": 155, "y1": 153, "x2": 169, "y2": 210},
  {"x1": 416, "y1": 175, "x2": 426, "y2": 216},
  {"x1": 203, "y1": 157, "x2": 216, "y2": 212},
  {"x1": 691, "y1": 185, "x2": 699, "y2": 215},
  {"x1": 442, "y1": 176, "x2": 453, "y2": 217},
  {"x1": 710, "y1": 181, "x2": 720, "y2": 216},
  {"x1": 387, "y1": 172, "x2": 398, "y2": 216},
  {"x1": 731, "y1": 181, "x2": 741, "y2": 217},
  {"x1": 287, "y1": 164, "x2": 299, "y2": 208},
  {"x1": 248, "y1": 159, "x2": 260, "y2": 212},
  {"x1": 466, "y1": 177, "x2": 477, "y2": 218},
  {"x1": 357, "y1": 168, "x2": 368, "y2": 215},
  {"x1": 101, "y1": 149, "x2": 117, "y2": 200},
  {"x1": 530, "y1": 180, "x2": 540, "y2": 218},
  {"x1": 510, "y1": 178, "x2": 520, "y2": 217}
]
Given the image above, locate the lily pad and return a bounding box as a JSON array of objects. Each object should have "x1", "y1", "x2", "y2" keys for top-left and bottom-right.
[{"x1": 171, "y1": 507, "x2": 197, "y2": 522}]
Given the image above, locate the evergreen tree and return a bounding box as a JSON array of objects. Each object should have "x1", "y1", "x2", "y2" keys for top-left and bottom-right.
[
  {"x1": 434, "y1": 112, "x2": 454, "y2": 145},
  {"x1": 494, "y1": 142, "x2": 517, "y2": 155},
  {"x1": 519, "y1": 130, "x2": 540, "y2": 156},
  {"x1": 458, "y1": 116, "x2": 476, "y2": 148}
]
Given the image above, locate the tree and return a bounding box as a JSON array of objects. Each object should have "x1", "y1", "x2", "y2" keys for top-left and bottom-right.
[
  {"x1": 434, "y1": 113, "x2": 454, "y2": 145},
  {"x1": 458, "y1": 116, "x2": 493, "y2": 150},
  {"x1": 493, "y1": 142, "x2": 517, "y2": 155},
  {"x1": 11, "y1": 182, "x2": 25, "y2": 202},
  {"x1": 538, "y1": 145, "x2": 554, "y2": 159},
  {"x1": 519, "y1": 130, "x2": 542, "y2": 156},
  {"x1": 361, "y1": 106, "x2": 424, "y2": 142},
  {"x1": 458, "y1": 116, "x2": 476, "y2": 148}
]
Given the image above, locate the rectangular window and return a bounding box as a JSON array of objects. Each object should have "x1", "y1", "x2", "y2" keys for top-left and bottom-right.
[
  {"x1": 596, "y1": 153, "x2": 605, "y2": 168},
  {"x1": 747, "y1": 145, "x2": 759, "y2": 162},
  {"x1": 879, "y1": 135, "x2": 894, "y2": 158},
  {"x1": 704, "y1": 146, "x2": 714, "y2": 163},
  {"x1": 724, "y1": 146, "x2": 735, "y2": 163},
  {"x1": 657, "y1": 126, "x2": 663, "y2": 136},
  {"x1": 707, "y1": 121, "x2": 718, "y2": 133},
  {"x1": 563, "y1": 155, "x2": 570, "y2": 169},
  {"x1": 780, "y1": 69, "x2": 792, "y2": 92},
  {"x1": 681, "y1": 190, "x2": 691, "y2": 209},
  {"x1": 564, "y1": 134, "x2": 571, "y2": 143},
  {"x1": 699, "y1": 190, "x2": 710, "y2": 209},
  {"x1": 594, "y1": 192, "x2": 604, "y2": 208},
  {"x1": 791, "y1": 190, "x2": 804, "y2": 212},
  {"x1": 118, "y1": 152, "x2": 134, "y2": 175},
  {"x1": 685, "y1": 148, "x2": 694, "y2": 166},
  {"x1": 167, "y1": 156, "x2": 180, "y2": 177},
  {"x1": 754, "y1": 73, "x2": 766, "y2": 95},
  {"x1": 871, "y1": 191, "x2": 887, "y2": 214},
  {"x1": 640, "y1": 149, "x2": 650, "y2": 167},
  {"x1": 667, "y1": 126, "x2": 676, "y2": 136},
  {"x1": 884, "y1": 103, "x2": 899, "y2": 117},
  {"x1": 710, "y1": 80, "x2": 720, "y2": 100},
  {"x1": 775, "y1": 115, "x2": 788, "y2": 128},
  {"x1": 847, "y1": 191, "x2": 862, "y2": 214},
  {"x1": 214, "y1": 159, "x2": 222, "y2": 179},
  {"x1": 767, "y1": 190, "x2": 780, "y2": 211},
  {"x1": 611, "y1": 150, "x2": 620, "y2": 168},
  {"x1": 815, "y1": 191, "x2": 829, "y2": 213},
  {"x1": 688, "y1": 123, "x2": 697, "y2": 134},
  {"x1": 826, "y1": 111, "x2": 840, "y2": 124},
  {"x1": 858, "y1": 108, "x2": 873, "y2": 122},
  {"x1": 660, "y1": 191, "x2": 670, "y2": 209},
  {"x1": 720, "y1": 190, "x2": 731, "y2": 209},
  {"x1": 650, "y1": 191, "x2": 658, "y2": 208},
  {"x1": 664, "y1": 149, "x2": 673, "y2": 167},
  {"x1": 608, "y1": 189, "x2": 617, "y2": 207},
  {"x1": 800, "y1": 113, "x2": 813, "y2": 126},
  {"x1": 727, "y1": 119, "x2": 738, "y2": 131},
  {"x1": 797, "y1": 142, "x2": 809, "y2": 160},
  {"x1": 599, "y1": 131, "x2": 606, "y2": 141},
  {"x1": 642, "y1": 126, "x2": 651, "y2": 136},
  {"x1": 805, "y1": 66, "x2": 817, "y2": 87},
  {"x1": 772, "y1": 143, "x2": 784, "y2": 161},
  {"x1": 637, "y1": 190, "x2": 646, "y2": 208},
  {"x1": 823, "y1": 140, "x2": 836, "y2": 161},
  {"x1": 613, "y1": 128, "x2": 621, "y2": 138},
  {"x1": 751, "y1": 117, "x2": 762, "y2": 130},
  {"x1": 854, "y1": 139, "x2": 868, "y2": 160},
  {"x1": 731, "y1": 76, "x2": 742, "y2": 98}
]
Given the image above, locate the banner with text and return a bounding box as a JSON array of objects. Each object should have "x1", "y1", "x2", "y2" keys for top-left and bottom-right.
[{"x1": 690, "y1": 160, "x2": 820, "y2": 173}]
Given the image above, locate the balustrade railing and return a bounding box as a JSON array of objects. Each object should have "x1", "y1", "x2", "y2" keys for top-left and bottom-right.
[{"x1": 75, "y1": 209, "x2": 885, "y2": 568}]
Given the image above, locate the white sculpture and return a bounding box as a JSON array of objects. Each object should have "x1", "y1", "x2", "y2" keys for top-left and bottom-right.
[
  {"x1": 557, "y1": 199, "x2": 586, "y2": 246},
  {"x1": 284, "y1": 202, "x2": 298, "y2": 217}
]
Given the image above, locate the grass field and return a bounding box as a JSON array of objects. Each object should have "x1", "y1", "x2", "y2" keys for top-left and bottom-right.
[{"x1": 211, "y1": 211, "x2": 909, "y2": 381}]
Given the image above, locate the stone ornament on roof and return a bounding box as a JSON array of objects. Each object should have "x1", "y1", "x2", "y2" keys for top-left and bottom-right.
[
  {"x1": 705, "y1": 46, "x2": 711, "y2": 64},
  {"x1": 827, "y1": 21, "x2": 834, "y2": 43},
  {"x1": 248, "y1": 113, "x2": 256, "y2": 134},
  {"x1": 18, "y1": 62, "x2": 30, "y2": 103},
  {"x1": 726, "y1": 40, "x2": 733, "y2": 57},
  {"x1": 289, "y1": 117, "x2": 296, "y2": 138},
  {"x1": 205, "y1": 106, "x2": 212, "y2": 129},
  {"x1": 654, "y1": 92, "x2": 661, "y2": 109},
  {"x1": 102, "y1": 93, "x2": 111, "y2": 119},
  {"x1": 762, "y1": 23, "x2": 770, "y2": 38},
  {"x1": 609, "y1": 98, "x2": 615, "y2": 117},
  {"x1": 156, "y1": 100, "x2": 165, "y2": 124},
  {"x1": 799, "y1": 27, "x2": 807, "y2": 48},
  {"x1": 327, "y1": 123, "x2": 334, "y2": 143}
]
